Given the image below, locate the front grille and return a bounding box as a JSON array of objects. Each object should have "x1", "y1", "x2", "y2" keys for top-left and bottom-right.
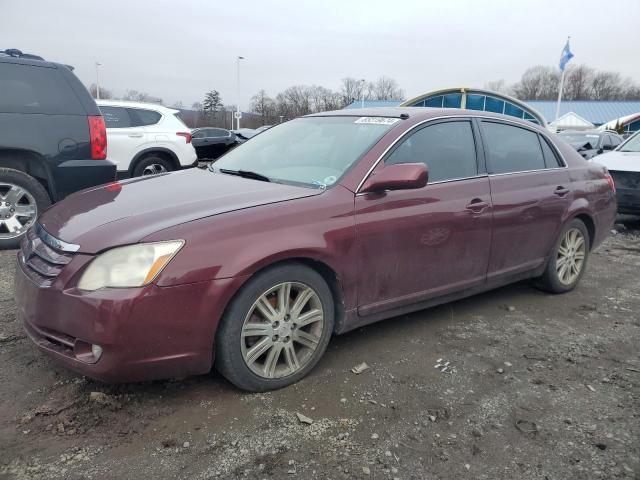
[
  {"x1": 610, "y1": 170, "x2": 640, "y2": 190},
  {"x1": 19, "y1": 226, "x2": 75, "y2": 287}
]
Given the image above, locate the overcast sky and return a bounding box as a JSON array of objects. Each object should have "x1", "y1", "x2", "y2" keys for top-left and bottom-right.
[{"x1": 2, "y1": 0, "x2": 639, "y2": 109}]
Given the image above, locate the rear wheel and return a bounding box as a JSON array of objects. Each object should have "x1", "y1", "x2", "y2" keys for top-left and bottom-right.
[
  {"x1": 0, "y1": 168, "x2": 51, "y2": 250},
  {"x1": 215, "y1": 263, "x2": 334, "y2": 392},
  {"x1": 536, "y1": 219, "x2": 590, "y2": 293},
  {"x1": 132, "y1": 155, "x2": 173, "y2": 177}
]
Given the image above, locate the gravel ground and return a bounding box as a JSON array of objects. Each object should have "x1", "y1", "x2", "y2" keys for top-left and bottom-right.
[{"x1": 1, "y1": 217, "x2": 639, "y2": 480}]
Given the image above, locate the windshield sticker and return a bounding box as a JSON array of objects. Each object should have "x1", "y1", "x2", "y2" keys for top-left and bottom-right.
[
  {"x1": 585, "y1": 135, "x2": 599, "y2": 138},
  {"x1": 354, "y1": 117, "x2": 400, "y2": 125}
]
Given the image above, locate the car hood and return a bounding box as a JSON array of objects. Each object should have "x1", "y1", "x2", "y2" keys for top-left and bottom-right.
[
  {"x1": 593, "y1": 151, "x2": 640, "y2": 173},
  {"x1": 39, "y1": 168, "x2": 322, "y2": 253}
]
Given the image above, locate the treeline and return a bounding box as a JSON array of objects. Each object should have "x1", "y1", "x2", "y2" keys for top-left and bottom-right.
[
  {"x1": 249, "y1": 76, "x2": 404, "y2": 123},
  {"x1": 487, "y1": 64, "x2": 640, "y2": 101}
]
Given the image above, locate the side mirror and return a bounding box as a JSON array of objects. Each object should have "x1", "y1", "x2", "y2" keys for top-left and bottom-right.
[{"x1": 360, "y1": 163, "x2": 428, "y2": 193}]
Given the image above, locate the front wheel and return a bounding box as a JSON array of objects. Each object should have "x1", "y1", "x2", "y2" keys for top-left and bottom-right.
[
  {"x1": 215, "y1": 263, "x2": 334, "y2": 392},
  {"x1": 536, "y1": 219, "x2": 590, "y2": 293},
  {"x1": 0, "y1": 168, "x2": 51, "y2": 250}
]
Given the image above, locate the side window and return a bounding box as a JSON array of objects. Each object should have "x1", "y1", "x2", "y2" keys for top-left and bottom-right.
[
  {"x1": 482, "y1": 122, "x2": 546, "y2": 174},
  {"x1": 127, "y1": 108, "x2": 161, "y2": 127},
  {"x1": 539, "y1": 135, "x2": 562, "y2": 168},
  {"x1": 99, "y1": 106, "x2": 131, "y2": 128},
  {"x1": 385, "y1": 121, "x2": 478, "y2": 183},
  {"x1": 609, "y1": 135, "x2": 622, "y2": 147},
  {"x1": 192, "y1": 130, "x2": 204, "y2": 138},
  {"x1": 211, "y1": 128, "x2": 228, "y2": 137}
]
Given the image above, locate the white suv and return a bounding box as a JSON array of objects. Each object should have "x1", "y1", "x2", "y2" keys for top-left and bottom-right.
[{"x1": 97, "y1": 100, "x2": 197, "y2": 177}]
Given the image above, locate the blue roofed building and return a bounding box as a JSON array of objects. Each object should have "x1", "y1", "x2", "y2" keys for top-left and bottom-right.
[{"x1": 344, "y1": 89, "x2": 640, "y2": 133}]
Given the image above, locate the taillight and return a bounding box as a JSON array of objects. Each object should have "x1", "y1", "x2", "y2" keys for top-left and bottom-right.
[
  {"x1": 604, "y1": 171, "x2": 616, "y2": 193},
  {"x1": 176, "y1": 132, "x2": 192, "y2": 143},
  {"x1": 88, "y1": 115, "x2": 107, "y2": 159}
]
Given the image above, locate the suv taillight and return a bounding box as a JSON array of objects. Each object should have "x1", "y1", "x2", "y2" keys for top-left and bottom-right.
[
  {"x1": 88, "y1": 115, "x2": 107, "y2": 159},
  {"x1": 176, "y1": 132, "x2": 192, "y2": 143},
  {"x1": 604, "y1": 171, "x2": 616, "y2": 193}
]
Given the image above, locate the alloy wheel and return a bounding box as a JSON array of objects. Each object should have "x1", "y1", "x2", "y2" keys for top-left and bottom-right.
[
  {"x1": 240, "y1": 282, "x2": 325, "y2": 379},
  {"x1": 142, "y1": 163, "x2": 168, "y2": 175},
  {"x1": 556, "y1": 227, "x2": 586, "y2": 285},
  {"x1": 0, "y1": 183, "x2": 37, "y2": 239}
]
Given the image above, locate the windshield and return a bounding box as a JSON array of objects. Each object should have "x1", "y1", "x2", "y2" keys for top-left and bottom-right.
[
  {"x1": 559, "y1": 132, "x2": 600, "y2": 147},
  {"x1": 618, "y1": 131, "x2": 640, "y2": 152},
  {"x1": 213, "y1": 116, "x2": 398, "y2": 187}
]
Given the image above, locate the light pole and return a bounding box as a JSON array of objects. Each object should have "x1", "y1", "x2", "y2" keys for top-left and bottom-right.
[
  {"x1": 95, "y1": 62, "x2": 102, "y2": 100},
  {"x1": 360, "y1": 78, "x2": 366, "y2": 108},
  {"x1": 236, "y1": 56, "x2": 244, "y2": 130}
]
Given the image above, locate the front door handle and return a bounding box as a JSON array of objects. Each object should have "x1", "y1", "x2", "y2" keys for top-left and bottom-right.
[
  {"x1": 554, "y1": 186, "x2": 570, "y2": 196},
  {"x1": 465, "y1": 198, "x2": 489, "y2": 213}
]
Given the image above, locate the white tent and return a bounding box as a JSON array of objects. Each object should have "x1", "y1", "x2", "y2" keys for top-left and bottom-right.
[{"x1": 549, "y1": 111, "x2": 595, "y2": 131}]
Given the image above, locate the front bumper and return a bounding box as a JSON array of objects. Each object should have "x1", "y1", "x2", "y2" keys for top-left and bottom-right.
[
  {"x1": 616, "y1": 187, "x2": 640, "y2": 214},
  {"x1": 54, "y1": 159, "x2": 117, "y2": 200},
  {"x1": 15, "y1": 248, "x2": 245, "y2": 383}
]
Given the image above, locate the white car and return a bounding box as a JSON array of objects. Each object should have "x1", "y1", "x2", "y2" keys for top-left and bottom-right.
[
  {"x1": 97, "y1": 100, "x2": 197, "y2": 177},
  {"x1": 594, "y1": 130, "x2": 640, "y2": 215}
]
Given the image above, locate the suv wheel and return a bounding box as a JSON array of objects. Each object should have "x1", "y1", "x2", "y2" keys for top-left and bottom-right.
[
  {"x1": 133, "y1": 155, "x2": 173, "y2": 177},
  {"x1": 536, "y1": 218, "x2": 590, "y2": 293},
  {"x1": 0, "y1": 168, "x2": 51, "y2": 249},
  {"x1": 215, "y1": 263, "x2": 334, "y2": 392}
]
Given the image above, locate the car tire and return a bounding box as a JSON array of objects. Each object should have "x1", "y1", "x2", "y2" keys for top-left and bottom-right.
[
  {"x1": 535, "y1": 218, "x2": 590, "y2": 294},
  {"x1": 132, "y1": 155, "x2": 173, "y2": 177},
  {"x1": 0, "y1": 168, "x2": 51, "y2": 250},
  {"x1": 215, "y1": 263, "x2": 334, "y2": 392}
]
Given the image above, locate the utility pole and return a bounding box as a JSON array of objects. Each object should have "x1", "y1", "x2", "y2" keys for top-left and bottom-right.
[
  {"x1": 236, "y1": 56, "x2": 244, "y2": 130},
  {"x1": 95, "y1": 62, "x2": 102, "y2": 99}
]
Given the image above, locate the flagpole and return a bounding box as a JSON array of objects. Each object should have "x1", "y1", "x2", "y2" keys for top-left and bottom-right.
[
  {"x1": 554, "y1": 68, "x2": 566, "y2": 131},
  {"x1": 554, "y1": 36, "x2": 571, "y2": 132}
]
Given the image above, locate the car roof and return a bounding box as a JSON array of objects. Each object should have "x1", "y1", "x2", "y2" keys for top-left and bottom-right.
[
  {"x1": 96, "y1": 99, "x2": 178, "y2": 114},
  {"x1": 308, "y1": 107, "x2": 547, "y2": 130}
]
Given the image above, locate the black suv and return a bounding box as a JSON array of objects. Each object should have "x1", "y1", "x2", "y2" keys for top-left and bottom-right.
[{"x1": 0, "y1": 49, "x2": 116, "y2": 248}]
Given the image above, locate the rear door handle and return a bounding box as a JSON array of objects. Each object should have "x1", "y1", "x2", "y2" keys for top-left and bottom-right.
[
  {"x1": 128, "y1": 133, "x2": 144, "y2": 138},
  {"x1": 554, "y1": 186, "x2": 570, "y2": 196},
  {"x1": 465, "y1": 198, "x2": 490, "y2": 213}
]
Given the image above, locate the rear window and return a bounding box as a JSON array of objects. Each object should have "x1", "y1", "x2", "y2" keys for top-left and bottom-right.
[
  {"x1": 0, "y1": 62, "x2": 85, "y2": 115},
  {"x1": 482, "y1": 122, "x2": 546, "y2": 174},
  {"x1": 128, "y1": 108, "x2": 162, "y2": 127}
]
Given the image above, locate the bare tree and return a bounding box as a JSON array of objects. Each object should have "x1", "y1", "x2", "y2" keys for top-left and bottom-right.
[
  {"x1": 340, "y1": 77, "x2": 368, "y2": 106},
  {"x1": 563, "y1": 64, "x2": 593, "y2": 100},
  {"x1": 370, "y1": 76, "x2": 404, "y2": 100},
  {"x1": 122, "y1": 90, "x2": 163, "y2": 103},
  {"x1": 88, "y1": 83, "x2": 113, "y2": 99},
  {"x1": 250, "y1": 90, "x2": 276, "y2": 120},
  {"x1": 171, "y1": 101, "x2": 185, "y2": 110},
  {"x1": 483, "y1": 79, "x2": 509, "y2": 94}
]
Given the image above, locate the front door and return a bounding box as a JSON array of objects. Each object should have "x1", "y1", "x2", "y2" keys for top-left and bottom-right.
[{"x1": 355, "y1": 119, "x2": 493, "y2": 316}]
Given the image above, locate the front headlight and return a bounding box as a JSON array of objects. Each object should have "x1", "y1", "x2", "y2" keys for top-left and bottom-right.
[{"x1": 77, "y1": 241, "x2": 184, "y2": 291}]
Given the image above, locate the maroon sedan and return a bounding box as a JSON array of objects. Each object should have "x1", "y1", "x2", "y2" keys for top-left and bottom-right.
[{"x1": 15, "y1": 108, "x2": 617, "y2": 391}]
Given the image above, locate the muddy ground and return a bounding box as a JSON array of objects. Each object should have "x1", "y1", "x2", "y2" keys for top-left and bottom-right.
[{"x1": 1, "y1": 218, "x2": 639, "y2": 480}]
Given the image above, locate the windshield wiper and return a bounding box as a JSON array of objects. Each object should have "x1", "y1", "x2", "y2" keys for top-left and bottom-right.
[{"x1": 216, "y1": 168, "x2": 271, "y2": 182}]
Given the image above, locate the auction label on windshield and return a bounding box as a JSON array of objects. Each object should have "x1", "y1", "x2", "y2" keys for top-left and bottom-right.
[{"x1": 355, "y1": 117, "x2": 401, "y2": 125}]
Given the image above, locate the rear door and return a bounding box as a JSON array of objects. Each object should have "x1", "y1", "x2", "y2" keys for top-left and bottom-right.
[
  {"x1": 100, "y1": 106, "x2": 144, "y2": 172},
  {"x1": 480, "y1": 120, "x2": 571, "y2": 280}
]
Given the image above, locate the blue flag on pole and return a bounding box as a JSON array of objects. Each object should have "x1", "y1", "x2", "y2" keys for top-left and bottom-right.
[{"x1": 559, "y1": 39, "x2": 574, "y2": 71}]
